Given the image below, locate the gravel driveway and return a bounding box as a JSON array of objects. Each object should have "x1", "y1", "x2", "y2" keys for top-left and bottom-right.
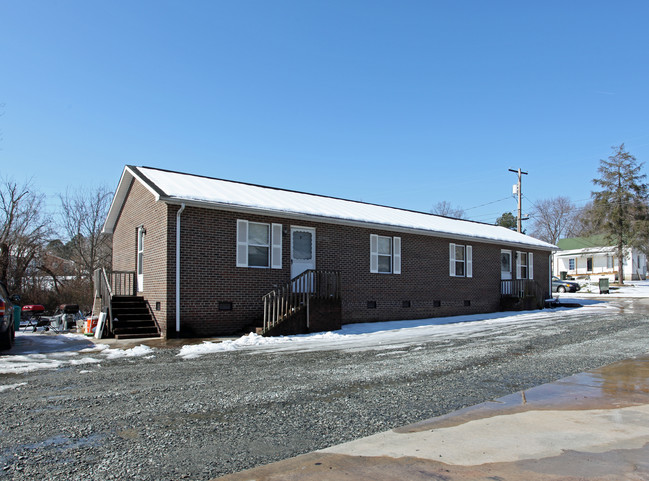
[{"x1": 2, "y1": 298, "x2": 649, "y2": 480}]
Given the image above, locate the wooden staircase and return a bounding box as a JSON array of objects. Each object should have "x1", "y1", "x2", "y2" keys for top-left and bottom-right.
[
  {"x1": 111, "y1": 295, "x2": 160, "y2": 340},
  {"x1": 500, "y1": 279, "x2": 545, "y2": 310},
  {"x1": 260, "y1": 270, "x2": 342, "y2": 336}
]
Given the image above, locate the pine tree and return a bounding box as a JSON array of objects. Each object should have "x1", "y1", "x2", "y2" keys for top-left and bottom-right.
[
  {"x1": 592, "y1": 144, "x2": 649, "y2": 284},
  {"x1": 495, "y1": 212, "x2": 518, "y2": 231}
]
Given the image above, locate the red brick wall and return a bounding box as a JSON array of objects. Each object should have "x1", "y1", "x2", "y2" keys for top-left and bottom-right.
[
  {"x1": 112, "y1": 180, "x2": 170, "y2": 335},
  {"x1": 113, "y1": 180, "x2": 552, "y2": 337}
]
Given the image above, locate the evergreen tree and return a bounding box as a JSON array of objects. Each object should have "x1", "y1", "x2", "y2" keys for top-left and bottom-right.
[
  {"x1": 592, "y1": 144, "x2": 649, "y2": 284},
  {"x1": 495, "y1": 212, "x2": 518, "y2": 231}
]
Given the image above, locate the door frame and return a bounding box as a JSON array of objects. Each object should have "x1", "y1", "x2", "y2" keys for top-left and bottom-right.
[
  {"x1": 290, "y1": 226, "x2": 316, "y2": 279},
  {"x1": 136, "y1": 226, "x2": 144, "y2": 292},
  {"x1": 501, "y1": 249, "x2": 512, "y2": 280}
]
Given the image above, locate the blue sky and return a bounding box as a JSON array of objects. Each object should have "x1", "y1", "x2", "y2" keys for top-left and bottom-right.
[{"x1": 2, "y1": 1, "x2": 649, "y2": 227}]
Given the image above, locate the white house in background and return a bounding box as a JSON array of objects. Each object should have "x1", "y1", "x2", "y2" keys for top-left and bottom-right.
[{"x1": 554, "y1": 235, "x2": 647, "y2": 281}]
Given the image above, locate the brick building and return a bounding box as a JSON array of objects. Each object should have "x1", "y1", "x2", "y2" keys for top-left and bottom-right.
[{"x1": 102, "y1": 166, "x2": 556, "y2": 338}]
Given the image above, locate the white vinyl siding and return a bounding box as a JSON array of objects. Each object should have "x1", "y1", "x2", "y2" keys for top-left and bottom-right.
[
  {"x1": 236, "y1": 220, "x2": 282, "y2": 268},
  {"x1": 370, "y1": 234, "x2": 401, "y2": 274},
  {"x1": 450, "y1": 243, "x2": 472, "y2": 278}
]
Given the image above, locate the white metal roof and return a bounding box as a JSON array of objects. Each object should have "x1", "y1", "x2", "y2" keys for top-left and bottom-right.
[{"x1": 103, "y1": 165, "x2": 557, "y2": 251}]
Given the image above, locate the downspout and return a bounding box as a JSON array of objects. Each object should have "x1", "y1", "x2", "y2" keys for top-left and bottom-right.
[{"x1": 176, "y1": 203, "x2": 186, "y2": 336}]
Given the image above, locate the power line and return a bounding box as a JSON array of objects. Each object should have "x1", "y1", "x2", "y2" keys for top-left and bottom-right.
[{"x1": 464, "y1": 196, "x2": 512, "y2": 211}]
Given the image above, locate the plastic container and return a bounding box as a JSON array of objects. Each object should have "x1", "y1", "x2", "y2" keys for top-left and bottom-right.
[
  {"x1": 13, "y1": 305, "x2": 20, "y2": 331},
  {"x1": 85, "y1": 317, "x2": 99, "y2": 336}
]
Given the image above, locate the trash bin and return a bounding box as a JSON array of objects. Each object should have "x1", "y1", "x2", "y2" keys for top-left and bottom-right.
[
  {"x1": 599, "y1": 278, "x2": 610, "y2": 294},
  {"x1": 560, "y1": 271, "x2": 567, "y2": 280},
  {"x1": 13, "y1": 305, "x2": 20, "y2": 331}
]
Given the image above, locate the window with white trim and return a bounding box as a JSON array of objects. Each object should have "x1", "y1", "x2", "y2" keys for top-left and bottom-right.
[
  {"x1": 516, "y1": 251, "x2": 534, "y2": 279},
  {"x1": 236, "y1": 220, "x2": 282, "y2": 268},
  {"x1": 569, "y1": 258, "x2": 576, "y2": 270},
  {"x1": 370, "y1": 235, "x2": 401, "y2": 274},
  {"x1": 449, "y1": 243, "x2": 472, "y2": 277}
]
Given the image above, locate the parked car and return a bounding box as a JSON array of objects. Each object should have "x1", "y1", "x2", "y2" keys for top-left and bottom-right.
[
  {"x1": 0, "y1": 281, "x2": 20, "y2": 350},
  {"x1": 552, "y1": 276, "x2": 580, "y2": 293}
]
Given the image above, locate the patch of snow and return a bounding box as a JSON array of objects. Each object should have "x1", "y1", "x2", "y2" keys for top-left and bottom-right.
[
  {"x1": 0, "y1": 333, "x2": 155, "y2": 374},
  {"x1": 68, "y1": 357, "x2": 103, "y2": 366},
  {"x1": 101, "y1": 345, "x2": 154, "y2": 359},
  {"x1": 0, "y1": 355, "x2": 66, "y2": 374},
  {"x1": 0, "y1": 382, "x2": 27, "y2": 392},
  {"x1": 177, "y1": 302, "x2": 612, "y2": 359},
  {"x1": 557, "y1": 280, "x2": 649, "y2": 298}
]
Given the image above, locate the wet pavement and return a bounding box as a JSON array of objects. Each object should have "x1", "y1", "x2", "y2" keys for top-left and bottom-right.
[{"x1": 215, "y1": 354, "x2": 649, "y2": 480}]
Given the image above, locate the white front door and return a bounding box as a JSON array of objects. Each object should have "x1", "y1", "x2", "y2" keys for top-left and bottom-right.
[
  {"x1": 291, "y1": 227, "x2": 316, "y2": 279},
  {"x1": 137, "y1": 227, "x2": 144, "y2": 292},
  {"x1": 501, "y1": 250, "x2": 512, "y2": 280}
]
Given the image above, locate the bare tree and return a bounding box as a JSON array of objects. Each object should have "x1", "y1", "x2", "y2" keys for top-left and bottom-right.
[
  {"x1": 529, "y1": 196, "x2": 577, "y2": 245},
  {"x1": 59, "y1": 186, "x2": 113, "y2": 285},
  {"x1": 0, "y1": 178, "x2": 51, "y2": 291},
  {"x1": 431, "y1": 201, "x2": 466, "y2": 219},
  {"x1": 567, "y1": 201, "x2": 599, "y2": 238}
]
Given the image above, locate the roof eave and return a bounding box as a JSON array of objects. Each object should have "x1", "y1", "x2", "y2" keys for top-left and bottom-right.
[
  {"x1": 102, "y1": 165, "x2": 166, "y2": 234},
  {"x1": 159, "y1": 195, "x2": 557, "y2": 251}
]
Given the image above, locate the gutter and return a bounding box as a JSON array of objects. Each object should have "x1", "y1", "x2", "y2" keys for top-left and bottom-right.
[
  {"x1": 176, "y1": 203, "x2": 186, "y2": 336},
  {"x1": 159, "y1": 197, "x2": 557, "y2": 252}
]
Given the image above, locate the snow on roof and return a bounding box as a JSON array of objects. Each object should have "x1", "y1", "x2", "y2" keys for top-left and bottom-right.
[
  {"x1": 555, "y1": 246, "x2": 616, "y2": 256},
  {"x1": 105, "y1": 165, "x2": 556, "y2": 250}
]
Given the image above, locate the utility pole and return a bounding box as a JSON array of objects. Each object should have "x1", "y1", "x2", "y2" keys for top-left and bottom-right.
[{"x1": 509, "y1": 168, "x2": 528, "y2": 233}]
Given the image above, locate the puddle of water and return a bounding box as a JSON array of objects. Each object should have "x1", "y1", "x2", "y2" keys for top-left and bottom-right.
[{"x1": 22, "y1": 433, "x2": 104, "y2": 452}]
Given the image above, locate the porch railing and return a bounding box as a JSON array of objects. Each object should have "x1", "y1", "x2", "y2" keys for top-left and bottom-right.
[
  {"x1": 262, "y1": 270, "x2": 341, "y2": 334},
  {"x1": 110, "y1": 271, "x2": 136, "y2": 296},
  {"x1": 93, "y1": 269, "x2": 137, "y2": 336},
  {"x1": 501, "y1": 279, "x2": 544, "y2": 305},
  {"x1": 93, "y1": 268, "x2": 114, "y2": 335}
]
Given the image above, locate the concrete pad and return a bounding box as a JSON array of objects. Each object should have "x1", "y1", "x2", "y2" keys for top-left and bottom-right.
[{"x1": 214, "y1": 355, "x2": 649, "y2": 480}]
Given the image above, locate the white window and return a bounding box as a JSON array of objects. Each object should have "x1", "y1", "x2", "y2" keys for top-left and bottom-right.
[
  {"x1": 516, "y1": 251, "x2": 534, "y2": 279},
  {"x1": 370, "y1": 235, "x2": 401, "y2": 274},
  {"x1": 449, "y1": 243, "x2": 472, "y2": 277},
  {"x1": 236, "y1": 220, "x2": 282, "y2": 268}
]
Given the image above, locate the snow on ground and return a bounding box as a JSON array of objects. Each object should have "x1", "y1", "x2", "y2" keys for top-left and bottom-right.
[
  {"x1": 2, "y1": 281, "x2": 648, "y2": 377},
  {"x1": 0, "y1": 333, "x2": 154, "y2": 375},
  {"x1": 0, "y1": 382, "x2": 27, "y2": 392},
  {"x1": 176, "y1": 299, "x2": 613, "y2": 359},
  {"x1": 558, "y1": 279, "x2": 649, "y2": 297}
]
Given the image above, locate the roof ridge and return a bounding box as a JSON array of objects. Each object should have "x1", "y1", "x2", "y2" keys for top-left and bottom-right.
[{"x1": 137, "y1": 165, "x2": 499, "y2": 229}]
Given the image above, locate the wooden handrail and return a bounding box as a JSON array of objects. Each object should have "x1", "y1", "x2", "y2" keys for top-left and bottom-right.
[
  {"x1": 110, "y1": 271, "x2": 136, "y2": 296},
  {"x1": 93, "y1": 268, "x2": 137, "y2": 336},
  {"x1": 262, "y1": 270, "x2": 341, "y2": 334},
  {"x1": 501, "y1": 279, "x2": 544, "y2": 305}
]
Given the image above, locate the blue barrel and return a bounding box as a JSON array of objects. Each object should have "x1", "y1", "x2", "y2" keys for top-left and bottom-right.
[{"x1": 13, "y1": 305, "x2": 20, "y2": 331}]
